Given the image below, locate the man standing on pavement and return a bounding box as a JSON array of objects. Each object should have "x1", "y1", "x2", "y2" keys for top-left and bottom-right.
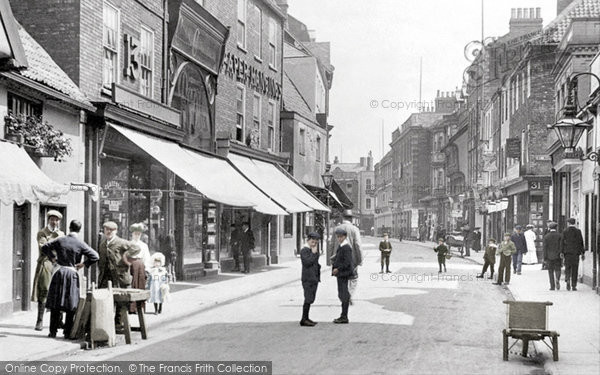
[
  {"x1": 98, "y1": 221, "x2": 137, "y2": 288},
  {"x1": 230, "y1": 223, "x2": 241, "y2": 272},
  {"x1": 510, "y1": 225, "x2": 527, "y2": 275},
  {"x1": 334, "y1": 210, "x2": 362, "y2": 303},
  {"x1": 32, "y1": 210, "x2": 65, "y2": 331},
  {"x1": 543, "y1": 222, "x2": 563, "y2": 291},
  {"x1": 561, "y1": 218, "x2": 585, "y2": 291},
  {"x1": 240, "y1": 222, "x2": 255, "y2": 273},
  {"x1": 332, "y1": 228, "x2": 354, "y2": 324},
  {"x1": 495, "y1": 233, "x2": 516, "y2": 285},
  {"x1": 42, "y1": 220, "x2": 99, "y2": 338},
  {"x1": 300, "y1": 232, "x2": 321, "y2": 327},
  {"x1": 379, "y1": 233, "x2": 392, "y2": 274}
]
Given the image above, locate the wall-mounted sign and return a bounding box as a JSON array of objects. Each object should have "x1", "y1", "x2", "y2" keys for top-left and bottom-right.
[
  {"x1": 506, "y1": 137, "x2": 521, "y2": 159},
  {"x1": 123, "y1": 34, "x2": 139, "y2": 80},
  {"x1": 221, "y1": 51, "x2": 282, "y2": 101}
]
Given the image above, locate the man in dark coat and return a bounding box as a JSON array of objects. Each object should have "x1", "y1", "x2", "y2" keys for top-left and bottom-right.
[
  {"x1": 300, "y1": 232, "x2": 321, "y2": 327},
  {"x1": 239, "y1": 222, "x2": 255, "y2": 273},
  {"x1": 42, "y1": 220, "x2": 98, "y2": 338},
  {"x1": 543, "y1": 222, "x2": 563, "y2": 291},
  {"x1": 332, "y1": 228, "x2": 354, "y2": 324},
  {"x1": 230, "y1": 224, "x2": 242, "y2": 271},
  {"x1": 98, "y1": 221, "x2": 137, "y2": 288},
  {"x1": 561, "y1": 218, "x2": 585, "y2": 291},
  {"x1": 511, "y1": 225, "x2": 527, "y2": 275},
  {"x1": 379, "y1": 233, "x2": 392, "y2": 273}
]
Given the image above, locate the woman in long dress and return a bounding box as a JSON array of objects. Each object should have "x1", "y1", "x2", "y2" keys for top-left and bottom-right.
[
  {"x1": 523, "y1": 224, "x2": 539, "y2": 265},
  {"x1": 128, "y1": 223, "x2": 150, "y2": 313}
]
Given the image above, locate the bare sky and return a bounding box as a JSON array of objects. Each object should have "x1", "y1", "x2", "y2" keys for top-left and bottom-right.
[{"x1": 287, "y1": 0, "x2": 558, "y2": 163}]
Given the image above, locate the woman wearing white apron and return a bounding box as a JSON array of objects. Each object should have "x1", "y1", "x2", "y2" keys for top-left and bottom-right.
[{"x1": 523, "y1": 224, "x2": 539, "y2": 264}]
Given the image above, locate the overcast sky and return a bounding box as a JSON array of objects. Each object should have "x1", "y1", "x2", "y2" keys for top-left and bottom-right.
[{"x1": 287, "y1": 0, "x2": 558, "y2": 164}]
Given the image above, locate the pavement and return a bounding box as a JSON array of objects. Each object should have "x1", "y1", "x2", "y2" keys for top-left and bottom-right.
[
  {"x1": 410, "y1": 239, "x2": 600, "y2": 375},
  {"x1": 0, "y1": 238, "x2": 598, "y2": 375}
]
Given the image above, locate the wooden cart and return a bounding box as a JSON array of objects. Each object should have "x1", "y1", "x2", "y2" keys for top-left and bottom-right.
[{"x1": 502, "y1": 300, "x2": 559, "y2": 361}]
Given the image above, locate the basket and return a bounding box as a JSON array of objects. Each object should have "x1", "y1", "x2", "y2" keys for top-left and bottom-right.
[{"x1": 445, "y1": 253, "x2": 453, "y2": 260}]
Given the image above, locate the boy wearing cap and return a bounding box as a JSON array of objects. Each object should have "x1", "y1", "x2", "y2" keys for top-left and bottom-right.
[
  {"x1": 379, "y1": 233, "x2": 392, "y2": 274},
  {"x1": 32, "y1": 210, "x2": 65, "y2": 331},
  {"x1": 300, "y1": 232, "x2": 321, "y2": 327},
  {"x1": 495, "y1": 233, "x2": 516, "y2": 285},
  {"x1": 477, "y1": 238, "x2": 497, "y2": 279},
  {"x1": 332, "y1": 228, "x2": 354, "y2": 324}
]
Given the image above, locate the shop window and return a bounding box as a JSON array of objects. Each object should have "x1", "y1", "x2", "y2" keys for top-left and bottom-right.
[
  {"x1": 140, "y1": 26, "x2": 154, "y2": 97},
  {"x1": 237, "y1": 0, "x2": 247, "y2": 49},
  {"x1": 236, "y1": 85, "x2": 245, "y2": 142},
  {"x1": 102, "y1": 2, "x2": 119, "y2": 89},
  {"x1": 283, "y1": 215, "x2": 293, "y2": 237}
]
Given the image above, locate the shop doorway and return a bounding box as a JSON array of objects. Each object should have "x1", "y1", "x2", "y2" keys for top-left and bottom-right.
[{"x1": 13, "y1": 203, "x2": 30, "y2": 312}]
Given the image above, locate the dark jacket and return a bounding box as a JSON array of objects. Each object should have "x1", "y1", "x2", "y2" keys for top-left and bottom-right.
[
  {"x1": 543, "y1": 231, "x2": 563, "y2": 261},
  {"x1": 483, "y1": 244, "x2": 497, "y2": 264},
  {"x1": 300, "y1": 246, "x2": 321, "y2": 283},
  {"x1": 240, "y1": 229, "x2": 255, "y2": 254},
  {"x1": 434, "y1": 244, "x2": 448, "y2": 258},
  {"x1": 471, "y1": 231, "x2": 482, "y2": 251},
  {"x1": 333, "y1": 243, "x2": 354, "y2": 279},
  {"x1": 511, "y1": 232, "x2": 527, "y2": 253},
  {"x1": 561, "y1": 226, "x2": 585, "y2": 256},
  {"x1": 98, "y1": 235, "x2": 136, "y2": 288},
  {"x1": 379, "y1": 240, "x2": 392, "y2": 252}
]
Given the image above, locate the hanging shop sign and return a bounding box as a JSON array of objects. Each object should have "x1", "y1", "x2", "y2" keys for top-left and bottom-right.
[
  {"x1": 221, "y1": 51, "x2": 282, "y2": 101},
  {"x1": 506, "y1": 137, "x2": 521, "y2": 159}
]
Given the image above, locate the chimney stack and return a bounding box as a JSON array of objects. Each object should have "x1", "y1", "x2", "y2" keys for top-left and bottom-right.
[{"x1": 509, "y1": 7, "x2": 543, "y2": 36}]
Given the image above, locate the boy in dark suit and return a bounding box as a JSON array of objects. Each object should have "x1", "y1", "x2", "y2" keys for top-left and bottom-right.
[
  {"x1": 300, "y1": 232, "x2": 321, "y2": 327},
  {"x1": 332, "y1": 228, "x2": 354, "y2": 324},
  {"x1": 543, "y1": 222, "x2": 563, "y2": 290},
  {"x1": 379, "y1": 233, "x2": 392, "y2": 274}
]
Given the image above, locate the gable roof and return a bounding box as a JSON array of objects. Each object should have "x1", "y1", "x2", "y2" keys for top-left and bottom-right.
[
  {"x1": 537, "y1": 0, "x2": 600, "y2": 43},
  {"x1": 282, "y1": 71, "x2": 316, "y2": 123},
  {"x1": 15, "y1": 23, "x2": 92, "y2": 108}
]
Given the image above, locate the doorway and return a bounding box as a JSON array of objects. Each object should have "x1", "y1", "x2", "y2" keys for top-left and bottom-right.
[{"x1": 13, "y1": 203, "x2": 31, "y2": 312}]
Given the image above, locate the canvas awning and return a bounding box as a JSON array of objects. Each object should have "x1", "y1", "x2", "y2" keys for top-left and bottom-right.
[
  {"x1": 228, "y1": 154, "x2": 331, "y2": 213},
  {"x1": 0, "y1": 141, "x2": 69, "y2": 205},
  {"x1": 112, "y1": 125, "x2": 287, "y2": 215}
]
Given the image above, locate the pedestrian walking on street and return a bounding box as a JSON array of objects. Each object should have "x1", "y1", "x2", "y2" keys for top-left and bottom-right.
[
  {"x1": 332, "y1": 228, "x2": 354, "y2": 324},
  {"x1": 561, "y1": 218, "x2": 585, "y2": 291},
  {"x1": 379, "y1": 233, "x2": 392, "y2": 274},
  {"x1": 300, "y1": 232, "x2": 321, "y2": 327},
  {"x1": 32, "y1": 210, "x2": 65, "y2": 332},
  {"x1": 523, "y1": 224, "x2": 539, "y2": 265},
  {"x1": 541, "y1": 221, "x2": 556, "y2": 270},
  {"x1": 42, "y1": 220, "x2": 98, "y2": 338},
  {"x1": 147, "y1": 253, "x2": 169, "y2": 314},
  {"x1": 511, "y1": 225, "x2": 527, "y2": 275},
  {"x1": 333, "y1": 210, "x2": 362, "y2": 304},
  {"x1": 229, "y1": 223, "x2": 241, "y2": 271},
  {"x1": 471, "y1": 228, "x2": 482, "y2": 253},
  {"x1": 495, "y1": 233, "x2": 516, "y2": 285},
  {"x1": 433, "y1": 238, "x2": 448, "y2": 273},
  {"x1": 543, "y1": 222, "x2": 563, "y2": 291},
  {"x1": 240, "y1": 222, "x2": 255, "y2": 273},
  {"x1": 477, "y1": 238, "x2": 497, "y2": 279}
]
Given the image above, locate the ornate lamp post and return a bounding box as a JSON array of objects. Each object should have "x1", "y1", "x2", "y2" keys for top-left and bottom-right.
[
  {"x1": 322, "y1": 171, "x2": 334, "y2": 263},
  {"x1": 547, "y1": 72, "x2": 600, "y2": 293}
]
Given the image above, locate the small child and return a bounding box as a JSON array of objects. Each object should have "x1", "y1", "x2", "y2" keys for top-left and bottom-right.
[
  {"x1": 433, "y1": 238, "x2": 449, "y2": 273},
  {"x1": 146, "y1": 253, "x2": 169, "y2": 314},
  {"x1": 477, "y1": 238, "x2": 497, "y2": 279}
]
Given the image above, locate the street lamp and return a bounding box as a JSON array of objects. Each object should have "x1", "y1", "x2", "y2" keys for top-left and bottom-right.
[
  {"x1": 547, "y1": 72, "x2": 600, "y2": 293},
  {"x1": 321, "y1": 171, "x2": 334, "y2": 263}
]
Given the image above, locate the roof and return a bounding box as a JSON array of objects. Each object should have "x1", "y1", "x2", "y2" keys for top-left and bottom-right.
[
  {"x1": 15, "y1": 23, "x2": 92, "y2": 107},
  {"x1": 282, "y1": 71, "x2": 316, "y2": 123},
  {"x1": 331, "y1": 162, "x2": 366, "y2": 173},
  {"x1": 537, "y1": 0, "x2": 600, "y2": 43}
]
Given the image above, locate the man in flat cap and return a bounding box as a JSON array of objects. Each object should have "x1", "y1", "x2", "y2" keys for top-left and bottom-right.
[
  {"x1": 561, "y1": 218, "x2": 585, "y2": 291},
  {"x1": 332, "y1": 227, "x2": 354, "y2": 324},
  {"x1": 32, "y1": 210, "x2": 64, "y2": 331},
  {"x1": 333, "y1": 210, "x2": 363, "y2": 303},
  {"x1": 543, "y1": 222, "x2": 563, "y2": 290},
  {"x1": 511, "y1": 225, "x2": 527, "y2": 275},
  {"x1": 98, "y1": 221, "x2": 139, "y2": 288}
]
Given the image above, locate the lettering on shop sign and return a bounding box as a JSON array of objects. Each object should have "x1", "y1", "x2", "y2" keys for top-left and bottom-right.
[
  {"x1": 123, "y1": 34, "x2": 140, "y2": 80},
  {"x1": 221, "y1": 51, "x2": 282, "y2": 101}
]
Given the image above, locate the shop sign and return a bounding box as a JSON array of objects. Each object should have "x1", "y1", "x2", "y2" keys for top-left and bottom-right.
[
  {"x1": 171, "y1": 63, "x2": 211, "y2": 145},
  {"x1": 172, "y1": 10, "x2": 223, "y2": 74},
  {"x1": 123, "y1": 34, "x2": 139, "y2": 80},
  {"x1": 108, "y1": 200, "x2": 121, "y2": 212},
  {"x1": 506, "y1": 137, "x2": 521, "y2": 159},
  {"x1": 221, "y1": 51, "x2": 282, "y2": 101}
]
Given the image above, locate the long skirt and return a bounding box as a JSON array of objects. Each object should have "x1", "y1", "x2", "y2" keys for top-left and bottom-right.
[
  {"x1": 129, "y1": 259, "x2": 147, "y2": 313},
  {"x1": 45, "y1": 267, "x2": 79, "y2": 312}
]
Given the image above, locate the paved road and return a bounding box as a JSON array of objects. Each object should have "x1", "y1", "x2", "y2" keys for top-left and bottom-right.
[{"x1": 62, "y1": 237, "x2": 545, "y2": 374}]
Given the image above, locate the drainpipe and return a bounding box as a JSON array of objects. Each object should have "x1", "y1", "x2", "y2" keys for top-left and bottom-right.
[{"x1": 162, "y1": 0, "x2": 169, "y2": 104}]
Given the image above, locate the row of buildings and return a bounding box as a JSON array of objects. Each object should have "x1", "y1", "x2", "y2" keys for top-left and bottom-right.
[
  {"x1": 0, "y1": 0, "x2": 351, "y2": 318},
  {"x1": 374, "y1": 0, "x2": 600, "y2": 287}
]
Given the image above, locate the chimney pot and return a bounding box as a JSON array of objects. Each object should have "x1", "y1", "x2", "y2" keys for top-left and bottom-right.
[
  {"x1": 511, "y1": 8, "x2": 517, "y2": 18},
  {"x1": 517, "y1": 8, "x2": 523, "y2": 18},
  {"x1": 437, "y1": 89, "x2": 440, "y2": 97},
  {"x1": 536, "y1": 8, "x2": 541, "y2": 18}
]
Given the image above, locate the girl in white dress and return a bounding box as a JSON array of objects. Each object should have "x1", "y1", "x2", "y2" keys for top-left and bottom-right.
[{"x1": 147, "y1": 253, "x2": 169, "y2": 314}]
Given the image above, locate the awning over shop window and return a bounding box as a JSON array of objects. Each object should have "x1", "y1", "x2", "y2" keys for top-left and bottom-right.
[
  {"x1": 331, "y1": 180, "x2": 354, "y2": 209},
  {"x1": 0, "y1": 141, "x2": 69, "y2": 205},
  {"x1": 228, "y1": 154, "x2": 331, "y2": 213},
  {"x1": 303, "y1": 183, "x2": 345, "y2": 209},
  {"x1": 112, "y1": 125, "x2": 287, "y2": 216}
]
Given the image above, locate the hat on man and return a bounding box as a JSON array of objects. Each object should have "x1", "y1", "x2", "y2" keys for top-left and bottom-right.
[
  {"x1": 335, "y1": 227, "x2": 347, "y2": 236},
  {"x1": 488, "y1": 238, "x2": 496, "y2": 243},
  {"x1": 46, "y1": 210, "x2": 63, "y2": 220},
  {"x1": 548, "y1": 222, "x2": 558, "y2": 229},
  {"x1": 342, "y1": 209, "x2": 353, "y2": 218},
  {"x1": 567, "y1": 218, "x2": 576, "y2": 225},
  {"x1": 515, "y1": 225, "x2": 522, "y2": 230},
  {"x1": 307, "y1": 232, "x2": 321, "y2": 240},
  {"x1": 103, "y1": 221, "x2": 118, "y2": 230},
  {"x1": 504, "y1": 232, "x2": 512, "y2": 237},
  {"x1": 526, "y1": 224, "x2": 534, "y2": 229},
  {"x1": 129, "y1": 222, "x2": 145, "y2": 233}
]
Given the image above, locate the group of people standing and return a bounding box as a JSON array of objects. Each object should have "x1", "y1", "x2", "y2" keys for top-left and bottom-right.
[
  {"x1": 229, "y1": 222, "x2": 256, "y2": 273},
  {"x1": 32, "y1": 212, "x2": 170, "y2": 339},
  {"x1": 299, "y1": 210, "x2": 363, "y2": 326}
]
